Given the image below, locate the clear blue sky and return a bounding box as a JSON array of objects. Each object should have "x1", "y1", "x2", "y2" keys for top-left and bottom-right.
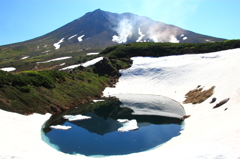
[{"x1": 0, "y1": 0, "x2": 239, "y2": 46}]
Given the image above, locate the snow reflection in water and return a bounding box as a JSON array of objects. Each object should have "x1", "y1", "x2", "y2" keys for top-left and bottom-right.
[{"x1": 42, "y1": 95, "x2": 185, "y2": 156}]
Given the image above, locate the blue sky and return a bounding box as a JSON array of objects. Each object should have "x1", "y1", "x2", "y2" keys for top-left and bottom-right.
[{"x1": 0, "y1": 0, "x2": 239, "y2": 46}]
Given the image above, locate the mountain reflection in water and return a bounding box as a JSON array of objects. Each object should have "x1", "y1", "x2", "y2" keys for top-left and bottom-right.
[{"x1": 42, "y1": 95, "x2": 185, "y2": 156}]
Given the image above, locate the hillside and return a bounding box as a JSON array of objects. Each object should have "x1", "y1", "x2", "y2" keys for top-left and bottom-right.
[{"x1": 0, "y1": 9, "x2": 226, "y2": 73}]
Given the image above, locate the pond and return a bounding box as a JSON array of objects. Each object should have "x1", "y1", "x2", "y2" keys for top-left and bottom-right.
[{"x1": 42, "y1": 94, "x2": 185, "y2": 157}]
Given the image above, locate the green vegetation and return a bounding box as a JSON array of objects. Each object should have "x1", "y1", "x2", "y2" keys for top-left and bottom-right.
[
  {"x1": 0, "y1": 39, "x2": 240, "y2": 115},
  {"x1": 101, "y1": 40, "x2": 240, "y2": 59}
]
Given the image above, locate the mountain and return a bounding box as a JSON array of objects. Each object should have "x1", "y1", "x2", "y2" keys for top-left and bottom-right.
[{"x1": 0, "y1": 9, "x2": 226, "y2": 72}]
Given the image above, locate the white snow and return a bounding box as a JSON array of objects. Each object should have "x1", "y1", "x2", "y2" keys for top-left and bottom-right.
[
  {"x1": 21, "y1": 56, "x2": 29, "y2": 60},
  {"x1": 50, "y1": 125, "x2": 71, "y2": 130},
  {"x1": 53, "y1": 38, "x2": 64, "y2": 50},
  {"x1": 77, "y1": 35, "x2": 85, "y2": 42},
  {"x1": 63, "y1": 114, "x2": 91, "y2": 121},
  {"x1": 93, "y1": 99, "x2": 105, "y2": 102},
  {"x1": 118, "y1": 119, "x2": 138, "y2": 132},
  {"x1": 68, "y1": 34, "x2": 77, "y2": 40},
  {"x1": 183, "y1": 37, "x2": 187, "y2": 40},
  {"x1": 0, "y1": 67, "x2": 16, "y2": 72},
  {"x1": 59, "y1": 63, "x2": 65, "y2": 66},
  {"x1": 86, "y1": 52, "x2": 100, "y2": 56},
  {"x1": 1, "y1": 48, "x2": 240, "y2": 158},
  {"x1": 38, "y1": 56, "x2": 72, "y2": 64},
  {"x1": 59, "y1": 57, "x2": 103, "y2": 70},
  {"x1": 180, "y1": 34, "x2": 184, "y2": 37},
  {"x1": 81, "y1": 57, "x2": 103, "y2": 67},
  {"x1": 136, "y1": 27, "x2": 145, "y2": 42}
]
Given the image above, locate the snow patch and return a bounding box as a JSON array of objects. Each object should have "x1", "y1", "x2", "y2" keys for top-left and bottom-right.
[
  {"x1": 50, "y1": 125, "x2": 71, "y2": 130},
  {"x1": 63, "y1": 114, "x2": 91, "y2": 121},
  {"x1": 183, "y1": 37, "x2": 187, "y2": 40},
  {"x1": 53, "y1": 38, "x2": 64, "y2": 50},
  {"x1": 68, "y1": 34, "x2": 77, "y2": 40},
  {"x1": 21, "y1": 56, "x2": 29, "y2": 60},
  {"x1": 59, "y1": 64, "x2": 81, "y2": 70},
  {"x1": 82, "y1": 57, "x2": 103, "y2": 67},
  {"x1": 180, "y1": 34, "x2": 184, "y2": 37},
  {"x1": 0, "y1": 67, "x2": 16, "y2": 72},
  {"x1": 93, "y1": 99, "x2": 105, "y2": 102},
  {"x1": 59, "y1": 63, "x2": 65, "y2": 66},
  {"x1": 38, "y1": 56, "x2": 72, "y2": 63},
  {"x1": 118, "y1": 119, "x2": 138, "y2": 132},
  {"x1": 86, "y1": 52, "x2": 100, "y2": 56},
  {"x1": 77, "y1": 35, "x2": 84, "y2": 42}
]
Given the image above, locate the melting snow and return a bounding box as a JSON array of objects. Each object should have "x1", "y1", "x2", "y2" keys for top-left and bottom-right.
[
  {"x1": 78, "y1": 35, "x2": 85, "y2": 42},
  {"x1": 93, "y1": 99, "x2": 105, "y2": 102},
  {"x1": 63, "y1": 114, "x2": 91, "y2": 121},
  {"x1": 0, "y1": 67, "x2": 16, "y2": 72},
  {"x1": 180, "y1": 34, "x2": 184, "y2": 37},
  {"x1": 50, "y1": 125, "x2": 71, "y2": 130},
  {"x1": 183, "y1": 37, "x2": 188, "y2": 40},
  {"x1": 53, "y1": 38, "x2": 64, "y2": 50},
  {"x1": 68, "y1": 34, "x2": 77, "y2": 40}
]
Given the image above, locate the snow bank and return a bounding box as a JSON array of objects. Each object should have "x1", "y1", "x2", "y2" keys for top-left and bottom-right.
[
  {"x1": 63, "y1": 114, "x2": 91, "y2": 121},
  {"x1": 93, "y1": 99, "x2": 105, "y2": 102},
  {"x1": 50, "y1": 125, "x2": 71, "y2": 130},
  {"x1": 53, "y1": 38, "x2": 64, "y2": 49},
  {"x1": 1, "y1": 48, "x2": 240, "y2": 159},
  {"x1": 0, "y1": 67, "x2": 16, "y2": 72},
  {"x1": 118, "y1": 119, "x2": 138, "y2": 132}
]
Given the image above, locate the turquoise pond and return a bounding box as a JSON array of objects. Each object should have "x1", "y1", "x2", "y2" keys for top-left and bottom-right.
[{"x1": 42, "y1": 95, "x2": 185, "y2": 156}]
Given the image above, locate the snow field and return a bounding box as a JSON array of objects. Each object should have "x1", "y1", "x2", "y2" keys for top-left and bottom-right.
[{"x1": 0, "y1": 48, "x2": 240, "y2": 159}]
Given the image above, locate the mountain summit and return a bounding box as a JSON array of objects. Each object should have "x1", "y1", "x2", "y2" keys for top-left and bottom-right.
[{"x1": 6, "y1": 9, "x2": 225, "y2": 50}]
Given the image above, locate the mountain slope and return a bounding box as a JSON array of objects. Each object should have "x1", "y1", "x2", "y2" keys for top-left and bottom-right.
[{"x1": 0, "y1": 9, "x2": 227, "y2": 72}]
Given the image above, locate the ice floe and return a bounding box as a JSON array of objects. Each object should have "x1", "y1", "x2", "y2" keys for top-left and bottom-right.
[
  {"x1": 53, "y1": 38, "x2": 64, "y2": 49},
  {"x1": 63, "y1": 114, "x2": 91, "y2": 121},
  {"x1": 50, "y1": 125, "x2": 71, "y2": 130},
  {"x1": 0, "y1": 67, "x2": 16, "y2": 72},
  {"x1": 78, "y1": 35, "x2": 85, "y2": 42},
  {"x1": 118, "y1": 119, "x2": 138, "y2": 132}
]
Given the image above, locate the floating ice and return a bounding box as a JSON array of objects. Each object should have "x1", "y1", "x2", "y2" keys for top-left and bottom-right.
[
  {"x1": 63, "y1": 114, "x2": 91, "y2": 121},
  {"x1": 0, "y1": 67, "x2": 16, "y2": 72},
  {"x1": 50, "y1": 125, "x2": 71, "y2": 130},
  {"x1": 53, "y1": 38, "x2": 64, "y2": 49},
  {"x1": 118, "y1": 119, "x2": 138, "y2": 132},
  {"x1": 78, "y1": 35, "x2": 85, "y2": 42}
]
